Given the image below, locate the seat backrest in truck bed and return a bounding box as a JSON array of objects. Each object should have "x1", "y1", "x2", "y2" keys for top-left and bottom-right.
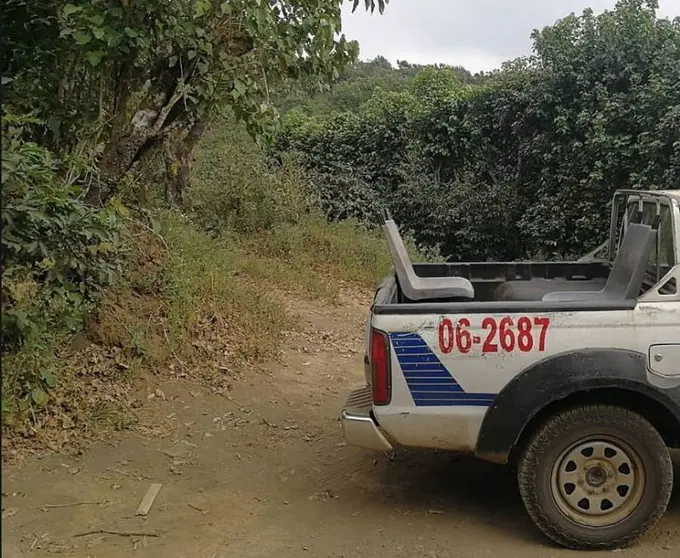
[
  {"x1": 380, "y1": 210, "x2": 474, "y2": 300},
  {"x1": 542, "y1": 223, "x2": 657, "y2": 302}
]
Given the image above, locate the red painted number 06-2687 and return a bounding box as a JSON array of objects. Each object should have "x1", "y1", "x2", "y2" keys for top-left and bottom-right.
[{"x1": 438, "y1": 316, "x2": 551, "y2": 355}]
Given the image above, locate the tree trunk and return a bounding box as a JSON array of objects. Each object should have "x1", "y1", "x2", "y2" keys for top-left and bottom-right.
[
  {"x1": 164, "y1": 119, "x2": 210, "y2": 206},
  {"x1": 86, "y1": 62, "x2": 183, "y2": 205},
  {"x1": 111, "y1": 55, "x2": 137, "y2": 132},
  {"x1": 86, "y1": 22, "x2": 253, "y2": 206}
]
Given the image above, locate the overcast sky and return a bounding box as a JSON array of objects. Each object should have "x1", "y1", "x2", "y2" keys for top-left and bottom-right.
[{"x1": 341, "y1": 0, "x2": 680, "y2": 72}]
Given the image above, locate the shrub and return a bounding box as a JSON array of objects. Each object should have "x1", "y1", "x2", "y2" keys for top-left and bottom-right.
[
  {"x1": 1, "y1": 112, "x2": 125, "y2": 420},
  {"x1": 187, "y1": 122, "x2": 309, "y2": 236}
]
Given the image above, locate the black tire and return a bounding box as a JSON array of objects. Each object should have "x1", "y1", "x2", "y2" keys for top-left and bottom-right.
[{"x1": 517, "y1": 404, "x2": 673, "y2": 550}]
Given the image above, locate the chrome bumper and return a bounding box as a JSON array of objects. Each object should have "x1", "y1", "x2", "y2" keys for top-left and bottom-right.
[{"x1": 341, "y1": 387, "x2": 393, "y2": 451}]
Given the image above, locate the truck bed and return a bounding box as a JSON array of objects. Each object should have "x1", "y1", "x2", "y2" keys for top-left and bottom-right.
[
  {"x1": 372, "y1": 260, "x2": 652, "y2": 314},
  {"x1": 411, "y1": 261, "x2": 611, "y2": 301},
  {"x1": 374, "y1": 258, "x2": 675, "y2": 315}
]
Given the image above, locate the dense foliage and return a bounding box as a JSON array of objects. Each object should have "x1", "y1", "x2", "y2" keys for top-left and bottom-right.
[
  {"x1": 1, "y1": 112, "x2": 126, "y2": 414},
  {"x1": 278, "y1": 56, "x2": 488, "y2": 117},
  {"x1": 275, "y1": 0, "x2": 680, "y2": 261},
  {"x1": 1, "y1": 0, "x2": 385, "y2": 420},
  {"x1": 3, "y1": 0, "x2": 387, "y2": 204}
]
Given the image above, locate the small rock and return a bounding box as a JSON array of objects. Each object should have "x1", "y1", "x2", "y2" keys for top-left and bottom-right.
[{"x1": 162, "y1": 440, "x2": 196, "y2": 459}]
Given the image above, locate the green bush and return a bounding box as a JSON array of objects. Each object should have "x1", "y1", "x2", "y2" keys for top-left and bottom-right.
[
  {"x1": 274, "y1": 1, "x2": 680, "y2": 262},
  {"x1": 188, "y1": 120, "x2": 310, "y2": 236},
  {"x1": 1, "y1": 112, "x2": 125, "y2": 419}
]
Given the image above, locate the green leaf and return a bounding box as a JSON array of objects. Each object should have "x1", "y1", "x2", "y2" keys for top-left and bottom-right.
[
  {"x1": 74, "y1": 31, "x2": 91, "y2": 45},
  {"x1": 31, "y1": 387, "x2": 48, "y2": 406},
  {"x1": 85, "y1": 51, "x2": 103, "y2": 67},
  {"x1": 63, "y1": 4, "x2": 82, "y2": 16},
  {"x1": 42, "y1": 372, "x2": 57, "y2": 388},
  {"x1": 233, "y1": 78, "x2": 246, "y2": 95},
  {"x1": 92, "y1": 27, "x2": 105, "y2": 40},
  {"x1": 169, "y1": 55, "x2": 179, "y2": 68},
  {"x1": 1, "y1": 395, "x2": 12, "y2": 415},
  {"x1": 124, "y1": 27, "x2": 138, "y2": 38},
  {"x1": 188, "y1": 49, "x2": 197, "y2": 60}
]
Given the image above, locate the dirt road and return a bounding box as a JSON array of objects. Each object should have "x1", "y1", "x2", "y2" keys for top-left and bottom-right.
[{"x1": 2, "y1": 292, "x2": 679, "y2": 558}]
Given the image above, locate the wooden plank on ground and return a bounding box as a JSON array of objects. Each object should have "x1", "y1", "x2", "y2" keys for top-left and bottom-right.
[{"x1": 135, "y1": 484, "x2": 163, "y2": 516}]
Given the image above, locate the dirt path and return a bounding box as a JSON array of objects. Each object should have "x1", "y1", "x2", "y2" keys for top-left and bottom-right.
[{"x1": 2, "y1": 292, "x2": 679, "y2": 558}]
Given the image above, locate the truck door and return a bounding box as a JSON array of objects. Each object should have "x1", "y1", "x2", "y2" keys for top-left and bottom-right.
[{"x1": 638, "y1": 197, "x2": 680, "y2": 380}]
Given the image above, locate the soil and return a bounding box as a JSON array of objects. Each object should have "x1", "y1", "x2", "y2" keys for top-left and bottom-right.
[{"x1": 2, "y1": 291, "x2": 679, "y2": 558}]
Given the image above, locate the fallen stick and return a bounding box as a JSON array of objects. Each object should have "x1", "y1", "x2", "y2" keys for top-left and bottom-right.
[
  {"x1": 40, "y1": 501, "x2": 102, "y2": 510},
  {"x1": 187, "y1": 503, "x2": 206, "y2": 514},
  {"x1": 75, "y1": 529, "x2": 161, "y2": 538},
  {"x1": 135, "y1": 483, "x2": 163, "y2": 516}
]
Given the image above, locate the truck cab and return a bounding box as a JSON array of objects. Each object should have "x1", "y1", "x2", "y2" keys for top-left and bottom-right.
[{"x1": 342, "y1": 189, "x2": 680, "y2": 550}]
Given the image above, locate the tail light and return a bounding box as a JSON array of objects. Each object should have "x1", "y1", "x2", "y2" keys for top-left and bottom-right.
[{"x1": 370, "y1": 328, "x2": 391, "y2": 405}]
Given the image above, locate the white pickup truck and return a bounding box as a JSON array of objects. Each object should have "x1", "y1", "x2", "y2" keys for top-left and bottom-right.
[{"x1": 341, "y1": 189, "x2": 680, "y2": 550}]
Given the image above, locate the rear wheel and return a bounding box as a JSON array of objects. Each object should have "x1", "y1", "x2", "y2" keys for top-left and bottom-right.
[{"x1": 517, "y1": 404, "x2": 673, "y2": 550}]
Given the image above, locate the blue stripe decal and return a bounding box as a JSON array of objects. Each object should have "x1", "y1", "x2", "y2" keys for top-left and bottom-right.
[
  {"x1": 403, "y1": 372, "x2": 453, "y2": 380},
  {"x1": 397, "y1": 354, "x2": 440, "y2": 363},
  {"x1": 415, "y1": 399, "x2": 494, "y2": 407},
  {"x1": 391, "y1": 338, "x2": 427, "y2": 346},
  {"x1": 409, "y1": 382, "x2": 466, "y2": 391},
  {"x1": 392, "y1": 336, "x2": 427, "y2": 343},
  {"x1": 405, "y1": 377, "x2": 464, "y2": 384},
  {"x1": 389, "y1": 332, "x2": 496, "y2": 408},
  {"x1": 394, "y1": 347, "x2": 434, "y2": 355},
  {"x1": 400, "y1": 362, "x2": 448, "y2": 371}
]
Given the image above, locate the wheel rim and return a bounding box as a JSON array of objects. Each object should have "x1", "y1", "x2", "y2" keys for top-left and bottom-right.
[{"x1": 550, "y1": 435, "x2": 646, "y2": 528}]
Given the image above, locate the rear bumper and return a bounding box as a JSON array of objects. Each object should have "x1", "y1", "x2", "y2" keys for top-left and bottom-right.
[{"x1": 341, "y1": 387, "x2": 393, "y2": 451}]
